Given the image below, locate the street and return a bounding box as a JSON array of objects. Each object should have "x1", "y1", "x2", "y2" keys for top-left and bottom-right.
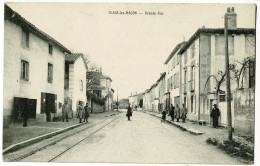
[{"x1": 14, "y1": 111, "x2": 240, "y2": 164}]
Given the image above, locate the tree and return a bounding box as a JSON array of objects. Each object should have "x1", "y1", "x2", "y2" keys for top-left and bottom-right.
[
  {"x1": 230, "y1": 56, "x2": 255, "y2": 89},
  {"x1": 203, "y1": 64, "x2": 235, "y2": 96},
  {"x1": 86, "y1": 71, "x2": 101, "y2": 90}
]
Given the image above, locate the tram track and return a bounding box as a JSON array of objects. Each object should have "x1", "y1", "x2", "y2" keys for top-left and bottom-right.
[
  {"x1": 5, "y1": 114, "x2": 122, "y2": 162},
  {"x1": 49, "y1": 114, "x2": 122, "y2": 162}
]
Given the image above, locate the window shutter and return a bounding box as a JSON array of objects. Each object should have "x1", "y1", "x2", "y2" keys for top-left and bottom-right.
[
  {"x1": 41, "y1": 93, "x2": 46, "y2": 114},
  {"x1": 54, "y1": 94, "x2": 57, "y2": 113},
  {"x1": 26, "y1": 62, "x2": 29, "y2": 81}
]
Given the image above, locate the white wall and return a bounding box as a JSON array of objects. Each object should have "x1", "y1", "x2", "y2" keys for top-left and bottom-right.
[{"x1": 4, "y1": 20, "x2": 65, "y2": 123}]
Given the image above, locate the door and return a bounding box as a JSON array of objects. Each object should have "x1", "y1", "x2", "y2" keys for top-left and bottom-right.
[{"x1": 41, "y1": 93, "x2": 57, "y2": 122}]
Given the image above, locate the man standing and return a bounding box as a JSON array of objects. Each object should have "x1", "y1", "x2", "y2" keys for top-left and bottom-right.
[
  {"x1": 62, "y1": 100, "x2": 70, "y2": 122},
  {"x1": 83, "y1": 103, "x2": 90, "y2": 123},
  {"x1": 180, "y1": 104, "x2": 187, "y2": 123},
  {"x1": 170, "y1": 104, "x2": 175, "y2": 121},
  {"x1": 175, "y1": 104, "x2": 180, "y2": 122},
  {"x1": 210, "y1": 104, "x2": 220, "y2": 128},
  {"x1": 77, "y1": 101, "x2": 84, "y2": 123},
  {"x1": 126, "y1": 104, "x2": 132, "y2": 121}
]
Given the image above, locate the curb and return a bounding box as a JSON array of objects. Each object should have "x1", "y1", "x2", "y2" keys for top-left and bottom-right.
[
  {"x1": 142, "y1": 111, "x2": 204, "y2": 135},
  {"x1": 3, "y1": 121, "x2": 86, "y2": 155}
]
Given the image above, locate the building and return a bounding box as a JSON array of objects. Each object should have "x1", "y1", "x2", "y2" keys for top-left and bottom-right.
[
  {"x1": 99, "y1": 74, "x2": 114, "y2": 112},
  {"x1": 4, "y1": 5, "x2": 71, "y2": 127},
  {"x1": 87, "y1": 72, "x2": 114, "y2": 112},
  {"x1": 157, "y1": 72, "x2": 166, "y2": 113},
  {"x1": 177, "y1": 7, "x2": 255, "y2": 126},
  {"x1": 64, "y1": 53, "x2": 88, "y2": 117},
  {"x1": 164, "y1": 42, "x2": 186, "y2": 114}
]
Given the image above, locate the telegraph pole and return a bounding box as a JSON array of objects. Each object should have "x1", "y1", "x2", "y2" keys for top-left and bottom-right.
[
  {"x1": 224, "y1": 7, "x2": 233, "y2": 140},
  {"x1": 117, "y1": 87, "x2": 119, "y2": 111}
]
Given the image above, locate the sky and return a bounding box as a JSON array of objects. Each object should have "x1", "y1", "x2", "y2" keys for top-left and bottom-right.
[{"x1": 5, "y1": 2, "x2": 256, "y2": 99}]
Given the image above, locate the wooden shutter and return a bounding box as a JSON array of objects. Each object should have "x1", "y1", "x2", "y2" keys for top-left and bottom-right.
[
  {"x1": 41, "y1": 93, "x2": 46, "y2": 114},
  {"x1": 28, "y1": 99, "x2": 37, "y2": 119},
  {"x1": 54, "y1": 94, "x2": 57, "y2": 113}
]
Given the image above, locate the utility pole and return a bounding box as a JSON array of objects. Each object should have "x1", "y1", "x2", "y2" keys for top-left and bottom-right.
[
  {"x1": 224, "y1": 7, "x2": 233, "y2": 140},
  {"x1": 117, "y1": 87, "x2": 119, "y2": 111}
]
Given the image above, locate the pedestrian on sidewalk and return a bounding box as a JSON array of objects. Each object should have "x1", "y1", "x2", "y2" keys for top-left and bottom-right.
[
  {"x1": 161, "y1": 110, "x2": 167, "y2": 123},
  {"x1": 175, "y1": 104, "x2": 180, "y2": 122},
  {"x1": 170, "y1": 104, "x2": 175, "y2": 121},
  {"x1": 62, "y1": 100, "x2": 70, "y2": 122},
  {"x1": 83, "y1": 103, "x2": 90, "y2": 123},
  {"x1": 77, "y1": 101, "x2": 84, "y2": 123},
  {"x1": 180, "y1": 104, "x2": 187, "y2": 123},
  {"x1": 126, "y1": 104, "x2": 132, "y2": 121},
  {"x1": 210, "y1": 104, "x2": 220, "y2": 128}
]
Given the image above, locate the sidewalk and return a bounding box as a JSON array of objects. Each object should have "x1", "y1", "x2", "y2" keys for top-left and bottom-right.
[
  {"x1": 3, "y1": 111, "x2": 119, "y2": 150},
  {"x1": 142, "y1": 110, "x2": 253, "y2": 146}
]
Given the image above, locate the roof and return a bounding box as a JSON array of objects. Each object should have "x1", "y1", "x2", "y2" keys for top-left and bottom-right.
[
  {"x1": 100, "y1": 74, "x2": 112, "y2": 82},
  {"x1": 178, "y1": 28, "x2": 255, "y2": 54},
  {"x1": 65, "y1": 53, "x2": 88, "y2": 69},
  {"x1": 164, "y1": 42, "x2": 187, "y2": 64},
  {"x1": 4, "y1": 4, "x2": 71, "y2": 54},
  {"x1": 156, "y1": 72, "x2": 166, "y2": 83}
]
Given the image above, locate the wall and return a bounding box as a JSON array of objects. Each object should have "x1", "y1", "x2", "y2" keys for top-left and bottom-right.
[
  {"x1": 4, "y1": 20, "x2": 65, "y2": 126},
  {"x1": 72, "y1": 58, "x2": 87, "y2": 112},
  {"x1": 233, "y1": 88, "x2": 254, "y2": 135},
  {"x1": 92, "y1": 102, "x2": 105, "y2": 113}
]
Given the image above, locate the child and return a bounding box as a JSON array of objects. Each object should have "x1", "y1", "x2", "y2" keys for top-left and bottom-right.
[{"x1": 161, "y1": 110, "x2": 166, "y2": 123}]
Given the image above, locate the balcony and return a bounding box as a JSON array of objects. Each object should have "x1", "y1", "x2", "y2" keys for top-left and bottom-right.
[
  {"x1": 182, "y1": 84, "x2": 187, "y2": 94},
  {"x1": 189, "y1": 80, "x2": 195, "y2": 92}
]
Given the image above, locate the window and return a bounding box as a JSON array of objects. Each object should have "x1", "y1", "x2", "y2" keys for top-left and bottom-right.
[
  {"x1": 184, "y1": 70, "x2": 187, "y2": 84},
  {"x1": 249, "y1": 60, "x2": 255, "y2": 88},
  {"x1": 22, "y1": 29, "x2": 29, "y2": 48},
  {"x1": 191, "y1": 43, "x2": 195, "y2": 58},
  {"x1": 219, "y1": 94, "x2": 226, "y2": 102},
  {"x1": 174, "y1": 72, "x2": 179, "y2": 89},
  {"x1": 191, "y1": 66, "x2": 194, "y2": 81},
  {"x1": 48, "y1": 63, "x2": 53, "y2": 83},
  {"x1": 191, "y1": 95, "x2": 194, "y2": 113},
  {"x1": 49, "y1": 44, "x2": 53, "y2": 55},
  {"x1": 184, "y1": 51, "x2": 187, "y2": 64},
  {"x1": 80, "y1": 80, "x2": 83, "y2": 91},
  {"x1": 170, "y1": 76, "x2": 173, "y2": 90},
  {"x1": 21, "y1": 60, "x2": 29, "y2": 81}
]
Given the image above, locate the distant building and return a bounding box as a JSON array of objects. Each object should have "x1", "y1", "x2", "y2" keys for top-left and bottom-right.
[
  {"x1": 3, "y1": 5, "x2": 71, "y2": 127},
  {"x1": 87, "y1": 72, "x2": 114, "y2": 112}
]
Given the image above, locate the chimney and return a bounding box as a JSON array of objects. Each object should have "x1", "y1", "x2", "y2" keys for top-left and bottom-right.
[{"x1": 225, "y1": 7, "x2": 237, "y2": 29}]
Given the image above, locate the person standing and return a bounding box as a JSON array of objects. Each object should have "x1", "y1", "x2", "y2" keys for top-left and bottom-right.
[
  {"x1": 83, "y1": 103, "x2": 90, "y2": 123},
  {"x1": 180, "y1": 104, "x2": 187, "y2": 123},
  {"x1": 62, "y1": 100, "x2": 70, "y2": 122},
  {"x1": 126, "y1": 104, "x2": 132, "y2": 121},
  {"x1": 175, "y1": 104, "x2": 180, "y2": 122},
  {"x1": 210, "y1": 104, "x2": 220, "y2": 128},
  {"x1": 77, "y1": 101, "x2": 84, "y2": 123},
  {"x1": 161, "y1": 110, "x2": 167, "y2": 123},
  {"x1": 170, "y1": 104, "x2": 175, "y2": 121}
]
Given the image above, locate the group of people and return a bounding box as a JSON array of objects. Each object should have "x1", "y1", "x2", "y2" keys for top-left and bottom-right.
[
  {"x1": 161, "y1": 104, "x2": 187, "y2": 123},
  {"x1": 62, "y1": 101, "x2": 90, "y2": 123},
  {"x1": 161, "y1": 103, "x2": 221, "y2": 128}
]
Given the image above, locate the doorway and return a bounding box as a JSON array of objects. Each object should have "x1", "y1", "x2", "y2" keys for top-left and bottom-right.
[{"x1": 41, "y1": 92, "x2": 57, "y2": 122}]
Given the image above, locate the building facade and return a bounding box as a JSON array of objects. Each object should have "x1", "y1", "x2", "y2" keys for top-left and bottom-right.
[
  {"x1": 4, "y1": 5, "x2": 71, "y2": 127},
  {"x1": 178, "y1": 8, "x2": 255, "y2": 124},
  {"x1": 64, "y1": 53, "x2": 88, "y2": 117}
]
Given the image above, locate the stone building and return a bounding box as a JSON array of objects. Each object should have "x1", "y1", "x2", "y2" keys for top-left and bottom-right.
[
  {"x1": 4, "y1": 5, "x2": 71, "y2": 127},
  {"x1": 177, "y1": 8, "x2": 255, "y2": 126}
]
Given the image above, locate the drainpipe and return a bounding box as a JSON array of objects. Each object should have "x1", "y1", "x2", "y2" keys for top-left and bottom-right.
[{"x1": 198, "y1": 37, "x2": 201, "y2": 122}]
